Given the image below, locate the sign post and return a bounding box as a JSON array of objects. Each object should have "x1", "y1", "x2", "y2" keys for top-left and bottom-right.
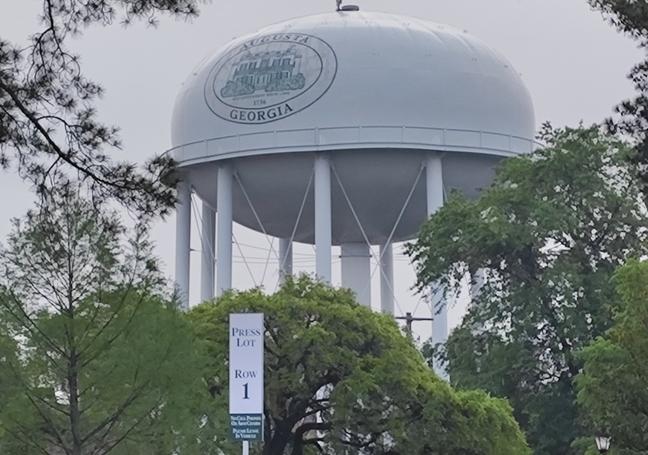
[{"x1": 229, "y1": 313, "x2": 264, "y2": 453}]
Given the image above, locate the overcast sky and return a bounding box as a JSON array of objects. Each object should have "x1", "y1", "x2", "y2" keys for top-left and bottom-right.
[{"x1": 0, "y1": 0, "x2": 643, "y2": 341}]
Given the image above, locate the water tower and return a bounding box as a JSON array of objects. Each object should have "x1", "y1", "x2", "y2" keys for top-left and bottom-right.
[{"x1": 170, "y1": 8, "x2": 535, "y2": 373}]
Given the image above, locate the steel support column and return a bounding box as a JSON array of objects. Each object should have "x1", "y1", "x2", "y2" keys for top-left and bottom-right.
[
  {"x1": 380, "y1": 242, "x2": 394, "y2": 315},
  {"x1": 426, "y1": 154, "x2": 448, "y2": 379},
  {"x1": 201, "y1": 201, "x2": 216, "y2": 302},
  {"x1": 217, "y1": 164, "x2": 233, "y2": 297},
  {"x1": 174, "y1": 181, "x2": 191, "y2": 309},
  {"x1": 314, "y1": 155, "x2": 332, "y2": 283},
  {"x1": 470, "y1": 269, "x2": 486, "y2": 305},
  {"x1": 341, "y1": 243, "x2": 371, "y2": 307}
]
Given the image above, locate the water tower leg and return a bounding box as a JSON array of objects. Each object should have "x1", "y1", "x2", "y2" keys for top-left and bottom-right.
[
  {"x1": 470, "y1": 269, "x2": 486, "y2": 305},
  {"x1": 314, "y1": 155, "x2": 332, "y2": 284},
  {"x1": 380, "y1": 242, "x2": 394, "y2": 315},
  {"x1": 341, "y1": 243, "x2": 371, "y2": 307},
  {"x1": 217, "y1": 164, "x2": 233, "y2": 297},
  {"x1": 174, "y1": 181, "x2": 192, "y2": 309},
  {"x1": 426, "y1": 154, "x2": 448, "y2": 379},
  {"x1": 201, "y1": 201, "x2": 216, "y2": 302},
  {"x1": 279, "y1": 237, "x2": 293, "y2": 285}
]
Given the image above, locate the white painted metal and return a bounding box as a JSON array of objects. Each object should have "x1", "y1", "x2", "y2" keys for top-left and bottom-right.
[
  {"x1": 467, "y1": 270, "x2": 488, "y2": 338},
  {"x1": 172, "y1": 12, "x2": 535, "y2": 162},
  {"x1": 201, "y1": 201, "x2": 216, "y2": 301},
  {"x1": 315, "y1": 155, "x2": 332, "y2": 283},
  {"x1": 428, "y1": 286, "x2": 447, "y2": 379},
  {"x1": 340, "y1": 243, "x2": 371, "y2": 307},
  {"x1": 174, "y1": 181, "x2": 191, "y2": 309},
  {"x1": 426, "y1": 155, "x2": 444, "y2": 215},
  {"x1": 242, "y1": 442, "x2": 249, "y2": 455},
  {"x1": 217, "y1": 164, "x2": 233, "y2": 296},
  {"x1": 426, "y1": 155, "x2": 448, "y2": 379},
  {"x1": 170, "y1": 12, "x2": 535, "y2": 246},
  {"x1": 279, "y1": 237, "x2": 293, "y2": 284},
  {"x1": 470, "y1": 269, "x2": 487, "y2": 304},
  {"x1": 380, "y1": 243, "x2": 394, "y2": 315},
  {"x1": 169, "y1": 10, "x2": 536, "y2": 339}
]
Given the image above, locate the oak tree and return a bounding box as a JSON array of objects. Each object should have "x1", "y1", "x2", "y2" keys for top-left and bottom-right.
[
  {"x1": 188, "y1": 276, "x2": 531, "y2": 455},
  {"x1": 576, "y1": 260, "x2": 648, "y2": 455},
  {"x1": 407, "y1": 126, "x2": 648, "y2": 454},
  {"x1": 588, "y1": 0, "x2": 648, "y2": 199}
]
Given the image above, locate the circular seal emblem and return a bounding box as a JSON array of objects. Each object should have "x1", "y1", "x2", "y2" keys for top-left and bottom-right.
[{"x1": 204, "y1": 33, "x2": 337, "y2": 124}]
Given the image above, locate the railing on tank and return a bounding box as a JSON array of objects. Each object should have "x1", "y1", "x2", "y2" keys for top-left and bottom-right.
[{"x1": 167, "y1": 125, "x2": 542, "y2": 165}]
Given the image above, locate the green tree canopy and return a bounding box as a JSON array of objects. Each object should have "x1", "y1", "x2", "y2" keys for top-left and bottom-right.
[
  {"x1": 188, "y1": 276, "x2": 530, "y2": 455},
  {"x1": 588, "y1": 0, "x2": 648, "y2": 198},
  {"x1": 576, "y1": 260, "x2": 648, "y2": 455},
  {"x1": 0, "y1": 186, "x2": 202, "y2": 455},
  {"x1": 407, "y1": 126, "x2": 648, "y2": 454}
]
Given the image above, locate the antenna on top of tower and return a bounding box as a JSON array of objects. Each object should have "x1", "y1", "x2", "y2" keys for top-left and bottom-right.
[{"x1": 336, "y1": 0, "x2": 360, "y2": 12}]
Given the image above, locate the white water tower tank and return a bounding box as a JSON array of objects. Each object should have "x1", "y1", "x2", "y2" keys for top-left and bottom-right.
[{"x1": 170, "y1": 10, "x2": 535, "y2": 373}]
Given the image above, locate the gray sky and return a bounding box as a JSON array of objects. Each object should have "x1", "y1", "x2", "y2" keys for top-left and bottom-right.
[{"x1": 0, "y1": 0, "x2": 643, "y2": 341}]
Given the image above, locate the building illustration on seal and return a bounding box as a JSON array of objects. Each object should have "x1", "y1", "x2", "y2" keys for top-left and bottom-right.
[{"x1": 220, "y1": 46, "x2": 306, "y2": 98}]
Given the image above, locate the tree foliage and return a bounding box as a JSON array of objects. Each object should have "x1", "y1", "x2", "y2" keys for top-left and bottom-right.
[
  {"x1": 589, "y1": 0, "x2": 648, "y2": 39},
  {"x1": 0, "y1": 0, "x2": 204, "y2": 215},
  {"x1": 0, "y1": 187, "x2": 201, "y2": 455},
  {"x1": 588, "y1": 0, "x2": 648, "y2": 198},
  {"x1": 188, "y1": 276, "x2": 530, "y2": 455},
  {"x1": 576, "y1": 260, "x2": 648, "y2": 455},
  {"x1": 407, "y1": 126, "x2": 648, "y2": 454}
]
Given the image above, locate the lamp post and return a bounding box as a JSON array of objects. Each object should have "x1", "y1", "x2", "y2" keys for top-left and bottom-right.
[{"x1": 595, "y1": 435, "x2": 611, "y2": 453}]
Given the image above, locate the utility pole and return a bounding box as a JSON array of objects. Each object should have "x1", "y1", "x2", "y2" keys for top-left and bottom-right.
[{"x1": 395, "y1": 312, "x2": 434, "y2": 338}]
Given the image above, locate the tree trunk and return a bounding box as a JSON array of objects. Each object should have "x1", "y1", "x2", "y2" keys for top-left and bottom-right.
[
  {"x1": 68, "y1": 351, "x2": 83, "y2": 455},
  {"x1": 291, "y1": 440, "x2": 304, "y2": 455},
  {"x1": 263, "y1": 421, "x2": 291, "y2": 455}
]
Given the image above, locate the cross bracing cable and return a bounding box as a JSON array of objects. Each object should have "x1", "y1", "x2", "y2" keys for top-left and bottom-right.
[
  {"x1": 273, "y1": 169, "x2": 314, "y2": 292},
  {"x1": 190, "y1": 170, "x2": 317, "y2": 292},
  {"x1": 234, "y1": 172, "x2": 280, "y2": 264},
  {"x1": 232, "y1": 232, "x2": 258, "y2": 288},
  {"x1": 191, "y1": 193, "x2": 215, "y2": 265},
  {"x1": 192, "y1": 191, "x2": 259, "y2": 288},
  {"x1": 367, "y1": 162, "x2": 426, "y2": 314},
  {"x1": 330, "y1": 162, "x2": 409, "y2": 316},
  {"x1": 236, "y1": 242, "x2": 315, "y2": 256},
  {"x1": 191, "y1": 194, "x2": 216, "y2": 265},
  {"x1": 260, "y1": 237, "x2": 274, "y2": 286}
]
